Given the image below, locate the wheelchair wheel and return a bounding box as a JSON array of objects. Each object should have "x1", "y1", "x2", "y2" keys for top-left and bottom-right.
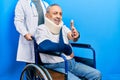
[{"x1": 20, "y1": 64, "x2": 52, "y2": 80}]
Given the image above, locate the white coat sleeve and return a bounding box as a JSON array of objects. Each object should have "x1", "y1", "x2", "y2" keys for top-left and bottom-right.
[{"x1": 14, "y1": 1, "x2": 28, "y2": 36}]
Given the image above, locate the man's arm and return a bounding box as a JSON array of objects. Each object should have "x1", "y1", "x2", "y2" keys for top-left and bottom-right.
[{"x1": 38, "y1": 40, "x2": 72, "y2": 56}]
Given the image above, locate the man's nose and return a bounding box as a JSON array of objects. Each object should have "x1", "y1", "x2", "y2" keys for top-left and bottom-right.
[{"x1": 56, "y1": 14, "x2": 62, "y2": 18}]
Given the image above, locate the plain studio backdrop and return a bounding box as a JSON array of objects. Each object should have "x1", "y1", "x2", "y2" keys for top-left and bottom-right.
[{"x1": 0, "y1": 0, "x2": 120, "y2": 80}]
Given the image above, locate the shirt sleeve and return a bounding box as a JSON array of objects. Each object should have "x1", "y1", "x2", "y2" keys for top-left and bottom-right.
[
  {"x1": 34, "y1": 25, "x2": 49, "y2": 44},
  {"x1": 62, "y1": 25, "x2": 71, "y2": 34}
]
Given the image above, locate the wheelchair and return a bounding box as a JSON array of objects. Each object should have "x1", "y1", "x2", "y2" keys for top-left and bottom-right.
[{"x1": 20, "y1": 38, "x2": 96, "y2": 80}]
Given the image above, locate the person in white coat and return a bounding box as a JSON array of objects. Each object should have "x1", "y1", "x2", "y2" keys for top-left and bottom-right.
[{"x1": 14, "y1": 0, "x2": 49, "y2": 63}]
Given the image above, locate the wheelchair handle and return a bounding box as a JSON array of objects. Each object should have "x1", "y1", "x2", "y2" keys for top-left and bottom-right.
[{"x1": 31, "y1": 36, "x2": 35, "y2": 41}]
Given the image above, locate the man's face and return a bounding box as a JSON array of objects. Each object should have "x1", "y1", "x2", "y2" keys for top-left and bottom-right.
[{"x1": 46, "y1": 6, "x2": 62, "y2": 25}]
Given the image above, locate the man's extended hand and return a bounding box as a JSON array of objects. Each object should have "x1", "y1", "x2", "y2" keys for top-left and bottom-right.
[
  {"x1": 70, "y1": 20, "x2": 79, "y2": 38},
  {"x1": 70, "y1": 20, "x2": 80, "y2": 41}
]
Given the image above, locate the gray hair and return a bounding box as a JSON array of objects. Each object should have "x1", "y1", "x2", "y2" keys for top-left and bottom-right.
[{"x1": 46, "y1": 4, "x2": 61, "y2": 13}]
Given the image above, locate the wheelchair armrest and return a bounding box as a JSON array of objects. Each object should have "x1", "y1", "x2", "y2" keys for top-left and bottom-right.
[
  {"x1": 71, "y1": 43, "x2": 96, "y2": 68},
  {"x1": 71, "y1": 43, "x2": 91, "y2": 49}
]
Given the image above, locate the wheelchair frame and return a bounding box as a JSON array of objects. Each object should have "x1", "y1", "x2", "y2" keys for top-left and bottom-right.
[{"x1": 20, "y1": 38, "x2": 96, "y2": 80}]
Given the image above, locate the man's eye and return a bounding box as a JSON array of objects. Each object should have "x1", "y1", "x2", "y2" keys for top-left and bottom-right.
[
  {"x1": 60, "y1": 13, "x2": 62, "y2": 16},
  {"x1": 53, "y1": 12, "x2": 57, "y2": 15}
]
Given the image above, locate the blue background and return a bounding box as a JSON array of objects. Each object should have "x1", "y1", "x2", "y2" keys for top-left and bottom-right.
[{"x1": 0, "y1": 0, "x2": 120, "y2": 80}]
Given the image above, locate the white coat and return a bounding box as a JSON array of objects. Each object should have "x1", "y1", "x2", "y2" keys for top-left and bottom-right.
[{"x1": 14, "y1": 0, "x2": 49, "y2": 63}]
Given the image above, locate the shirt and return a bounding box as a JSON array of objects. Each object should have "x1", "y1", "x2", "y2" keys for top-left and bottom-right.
[{"x1": 35, "y1": 24, "x2": 72, "y2": 63}]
